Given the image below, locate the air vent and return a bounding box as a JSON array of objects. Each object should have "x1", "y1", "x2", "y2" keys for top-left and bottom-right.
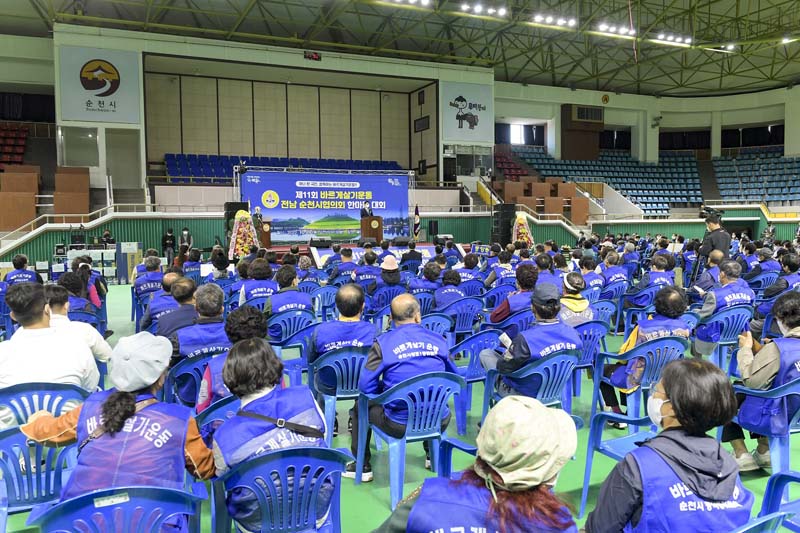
[{"x1": 572, "y1": 105, "x2": 604, "y2": 123}]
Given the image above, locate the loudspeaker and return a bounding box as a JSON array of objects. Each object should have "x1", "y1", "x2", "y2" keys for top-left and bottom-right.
[
  {"x1": 432, "y1": 236, "x2": 446, "y2": 246},
  {"x1": 427, "y1": 220, "x2": 439, "y2": 237},
  {"x1": 492, "y1": 204, "x2": 516, "y2": 245},
  {"x1": 393, "y1": 236, "x2": 410, "y2": 247},
  {"x1": 224, "y1": 201, "x2": 249, "y2": 232},
  {"x1": 309, "y1": 237, "x2": 332, "y2": 248},
  {"x1": 358, "y1": 237, "x2": 377, "y2": 247}
]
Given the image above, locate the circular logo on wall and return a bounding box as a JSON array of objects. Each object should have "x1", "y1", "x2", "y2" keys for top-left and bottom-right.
[
  {"x1": 262, "y1": 190, "x2": 280, "y2": 209},
  {"x1": 601, "y1": 94, "x2": 610, "y2": 104},
  {"x1": 79, "y1": 60, "x2": 121, "y2": 97}
]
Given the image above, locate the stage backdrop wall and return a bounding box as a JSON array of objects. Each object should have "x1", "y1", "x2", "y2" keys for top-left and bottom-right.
[{"x1": 241, "y1": 171, "x2": 409, "y2": 243}]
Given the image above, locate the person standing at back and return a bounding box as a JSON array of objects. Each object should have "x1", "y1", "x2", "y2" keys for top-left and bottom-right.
[
  {"x1": 4, "y1": 254, "x2": 42, "y2": 285},
  {"x1": 162, "y1": 228, "x2": 177, "y2": 267},
  {"x1": 698, "y1": 213, "x2": 732, "y2": 259}
]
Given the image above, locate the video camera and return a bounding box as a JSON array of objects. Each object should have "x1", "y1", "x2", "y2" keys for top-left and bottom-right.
[{"x1": 699, "y1": 205, "x2": 724, "y2": 220}]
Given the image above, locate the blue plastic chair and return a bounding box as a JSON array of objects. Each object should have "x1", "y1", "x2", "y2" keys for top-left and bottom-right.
[
  {"x1": 223, "y1": 292, "x2": 240, "y2": 317},
  {"x1": 568, "y1": 321, "x2": 611, "y2": 411},
  {"x1": 0, "y1": 383, "x2": 90, "y2": 425},
  {"x1": 460, "y1": 279, "x2": 484, "y2": 297},
  {"x1": 481, "y1": 309, "x2": 534, "y2": 339},
  {"x1": 211, "y1": 447, "x2": 352, "y2": 533},
  {"x1": 439, "y1": 297, "x2": 483, "y2": 342},
  {"x1": 732, "y1": 512, "x2": 794, "y2": 532},
  {"x1": 681, "y1": 311, "x2": 700, "y2": 332},
  {"x1": 482, "y1": 351, "x2": 579, "y2": 421},
  {"x1": 308, "y1": 347, "x2": 371, "y2": 446},
  {"x1": 26, "y1": 484, "x2": 208, "y2": 532},
  {"x1": 67, "y1": 310, "x2": 101, "y2": 331},
  {"x1": 0, "y1": 482, "x2": 6, "y2": 533},
  {"x1": 589, "y1": 336, "x2": 688, "y2": 429},
  {"x1": 275, "y1": 323, "x2": 318, "y2": 386},
  {"x1": 748, "y1": 272, "x2": 780, "y2": 298},
  {"x1": 399, "y1": 271, "x2": 415, "y2": 285},
  {"x1": 0, "y1": 427, "x2": 74, "y2": 514},
  {"x1": 267, "y1": 309, "x2": 316, "y2": 344},
  {"x1": 164, "y1": 353, "x2": 218, "y2": 406},
  {"x1": 581, "y1": 286, "x2": 601, "y2": 303},
  {"x1": 420, "y1": 313, "x2": 454, "y2": 340},
  {"x1": 242, "y1": 296, "x2": 267, "y2": 311},
  {"x1": 700, "y1": 305, "x2": 754, "y2": 375},
  {"x1": 482, "y1": 284, "x2": 515, "y2": 310},
  {"x1": 731, "y1": 377, "x2": 800, "y2": 476},
  {"x1": 760, "y1": 470, "x2": 800, "y2": 529},
  {"x1": 330, "y1": 274, "x2": 353, "y2": 287},
  {"x1": 371, "y1": 285, "x2": 405, "y2": 311},
  {"x1": 591, "y1": 299, "x2": 617, "y2": 324},
  {"x1": 298, "y1": 280, "x2": 321, "y2": 294},
  {"x1": 367, "y1": 304, "x2": 392, "y2": 335},
  {"x1": 450, "y1": 329, "x2": 502, "y2": 435},
  {"x1": 131, "y1": 290, "x2": 154, "y2": 333},
  {"x1": 311, "y1": 286, "x2": 338, "y2": 321},
  {"x1": 621, "y1": 285, "x2": 661, "y2": 339},
  {"x1": 414, "y1": 292, "x2": 434, "y2": 316},
  {"x1": 400, "y1": 259, "x2": 421, "y2": 274},
  {"x1": 0, "y1": 298, "x2": 14, "y2": 340},
  {"x1": 599, "y1": 281, "x2": 628, "y2": 332},
  {"x1": 436, "y1": 436, "x2": 478, "y2": 479},
  {"x1": 195, "y1": 395, "x2": 241, "y2": 428},
  {"x1": 354, "y1": 372, "x2": 466, "y2": 510}
]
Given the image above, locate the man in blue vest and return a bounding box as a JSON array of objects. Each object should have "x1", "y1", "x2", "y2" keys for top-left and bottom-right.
[
  {"x1": 693, "y1": 260, "x2": 755, "y2": 357},
  {"x1": 622, "y1": 242, "x2": 640, "y2": 265},
  {"x1": 264, "y1": 266, "x2": 313, "y2": 334},
  {"x1": 723, "y1": 290, "x2": 800, "y2": 472},
  {"x1": 238, "y1": 258, "x2": 278, "y2": 306},
  {"x1": 156, "y1": 277, "x2": 198, "y2": 338},
  {"x1": 481, "y1": 243, "x2": 503, "y2": 271},
  {"x1": 750, "y1": 252, "x2": 800, "y2": 340},
  {"x1": 535, "y1": 253, "x2": 563, "y2": 294},
  {"x1": 140, "y1": 271, "x2": 181, "y2": 332},
  {"x1": 377, "y1": 240, "x2": 395, "y2": 264},
  {"x1": 131, "y1": 248, "x2": 160, "y2": 281},
  {"x1": 544, "y1": 241, "x2": 558, "y2": 258},
  {"x1": 241, "y1": 244, "x2": 259, "y2": 263},
  {"x1": 4, "y1": 254, "x2": 42, "y2": 285},
  {"x1": 736, "y1": 242, "x2": 759, "y2": 273},
  {"x1": 483, "y1": 250, "x2": 516, "y2": 288},
  {"x1": 182, "y1": 249, "x2": 202, "y2": 279},
  {"x1": 134, "y1": 256, "x2": 163, "y2": 299},
  {"x1": 433, "y1": 270, "x2": 465, "y2": 311},
  {"x1": 479, "y1": 283, "x2": 582, "y2": 398},
  {"x1": 443, "y1": 241, "x2": 460, "y2": 261},
  {"x1": 487, "y1": 263, "x2": 537, "y2": 326},
  {"x1": 743, "y1": 248, "x2": 782, "y2": 281},
  {"x1": 357, "y1": 242, "x2": 375, "y2": 266},
  {"x1": 324, "y1": 244, "x2": 342, "y2": 268},
  {"x1": 343, "y1": 294, "x2": 457, "y2": 481},
  {"x1": 352, "y1": 251, "x2": 382, "y2": 285},
  {"x1": 171, "y1": 283, "x2": 229, "y2": 362},
  {"x1": 580, "y1": 256, "x2": 604, "y2": 290},
  {"x1": 624, "y1": 255, "x2": 675, "y2": 307},
  {"x1": 454, "y1": 253, "x2": 481, "y2": 282},
  {"x1": 692, "y1": 249, "x2": 724, "y2": 293},
  {"x1": 408, "y1": 262, "x2": 440, "y2": 294},
  {"x1": 599, "y1": 251, "x2": 627, "y2": 291},
  {"x1": 328, "y1": 247, "x2": 357, "y2": 280}
]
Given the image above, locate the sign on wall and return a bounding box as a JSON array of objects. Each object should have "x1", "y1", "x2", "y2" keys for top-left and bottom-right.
[
  {"x1": 59, "y1": 46, "x2": 141, "y2": 123},
  {"x1": 241, "y1": 171, "x2": 410, "y2": 242},
  {"x1": 440, "y1": 81, "x2": 494, "y2": 143}
]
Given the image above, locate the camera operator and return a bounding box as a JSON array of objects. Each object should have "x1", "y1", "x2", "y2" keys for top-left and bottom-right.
[{"x1": 699, "y1": 212, "x2": 731, "y2": 259}]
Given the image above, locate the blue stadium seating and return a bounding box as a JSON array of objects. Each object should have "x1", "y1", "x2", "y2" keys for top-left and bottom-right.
[
  {"x1": 510, "y1": 146, "x2": 703, "y2": 216},
  {"x1": 713, "y1": 146, "x2": 799, "y2": 204},
  {"x1": 164, "y1": 153, "x2": 403, "y2": 182}
]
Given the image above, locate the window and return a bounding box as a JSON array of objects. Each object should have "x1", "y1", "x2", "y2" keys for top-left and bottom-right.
[{"x1": 510, "y1": 124, "x2": 524, "y2": 145}]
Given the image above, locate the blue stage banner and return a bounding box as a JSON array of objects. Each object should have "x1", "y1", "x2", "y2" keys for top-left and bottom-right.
[
  {"x1": 311, "y1": 245, "x2": 441, "y2": 268},
  {"x1": 241, "y1": 171, "x2": 409, "y2": 243}
]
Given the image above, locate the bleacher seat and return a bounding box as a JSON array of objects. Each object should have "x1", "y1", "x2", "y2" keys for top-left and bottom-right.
[
  {"x1": 713, "y1": 146, "x2": 798, "y2": 205},
  {"x1": 0, "y1": 124, "x2": 28, "y2": 166}
]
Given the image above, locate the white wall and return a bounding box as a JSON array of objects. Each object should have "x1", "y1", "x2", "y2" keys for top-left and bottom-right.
[
  {"x1": 0, "y1": 35, "x2": 54, "y2": 87},
  {"x1": 154, "y1": 185, "x2": 235, "y2": 210}
]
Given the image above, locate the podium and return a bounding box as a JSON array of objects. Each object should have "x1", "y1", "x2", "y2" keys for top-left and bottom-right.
[
  {"x1": 360, "y1": 216, "x2": 383, "y2": 242},
  {"x1": 259, "y1": 219, "x2": 272, "y2": 249}
]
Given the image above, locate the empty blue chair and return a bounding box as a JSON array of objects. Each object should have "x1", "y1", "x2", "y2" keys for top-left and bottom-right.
[
  {"x1": 420, "y1": 313, "x2": 454, "y2": 339},
  {"x1": 212, "y1": 447, "x2": 352, "y2": 532},
  {"x1": 275, "y1": 322, "x2": 318, "y2": 386},
  {"x1": 414, "y1": 292, "x2": 434, "y2": 316},
  {"x1": 266, "y1": 309, "x2": 316, "y2": 344},
  {"x1": 371, "y1": 285, "x2": 405, "y2": 311},
  {"x1": 450, "y1": 329, "x2": 502, "y2": 435},
  {"x1": 731, "y1": 512, "x2": 794, "y2": 533},
  {"x1": 367, "y1": 304, "x2": 392, "y2": 335},
  {"x1": 599, "y1": 281, "x2": 628, "y2": 331},
  {"x1": 26, "y1": 484, "x2": 207, "y2": 532},
  {"x1": 0, "y1": 427, "x2": 74, "y2": 514},
  {"x1": 308, "y1": 347, "x2": 371, "y2": 446},
  {"x1": 591, "y1": 300, "x2": 617, "y2": 324},
  {"x1": 439, "y1": 297, "x2": 483, "y2": 341},
  {"x1": 481, "y1": 309, "x2": 534, "y2": 338},
  {"x1": 569, "y1": 320, "x2": 611, "y2": 410},
  {"x1": 0, "y1": 383, "x2": 90, "y2": 425},
  {"x1": 400, "y1": 260, "x2": 421, "y2": 274},
  {"x1": 242, "y1": 296, "x2": 267, "y2": 311},
  {"x1": 436, "y1": 436, "x2": 477, "y2": 479},
  {"x1": 759, "y1": 470, "x2": 800, "y2": 528},
  {"x1": 582, "y1": 286, "x2": 601, "y2": 303},
  {"x1": 482, "y1": 351, "x2": 579, "y2": 421},
  {"x1": 330, "y1": 274, "x2": 352, "y2": 287},
  {"x1": 748, "y1": 272, "x2": 780, "y2": 298},
  {"x1": 311, "y1": 285, "x2": 338, "y2": 321},
  {"x1": 460, "y1": 279, "x2": 484, "y2": 297},
  {"x1": 354, "y1": 372, "x2": 466, "y2": 510},
  {"x1": 194, "y1": 395, "x2": 241, "y2": 432},
  {"x1": 482, "y1": 284, "x2": 514, "y2": 310}
]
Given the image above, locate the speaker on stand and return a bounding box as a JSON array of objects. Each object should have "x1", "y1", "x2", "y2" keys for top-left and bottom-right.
[{"x1": 491, "y1": 204, "x2": 516, "y2": 245}]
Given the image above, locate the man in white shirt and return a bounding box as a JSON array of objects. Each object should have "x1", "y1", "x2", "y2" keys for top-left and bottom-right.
[
  {"x1": 44, "y1": 285, "x2": 112, "y2": 363},
  {"x1": 0, "y1": 283, "x2": 99, "y2": 394}
]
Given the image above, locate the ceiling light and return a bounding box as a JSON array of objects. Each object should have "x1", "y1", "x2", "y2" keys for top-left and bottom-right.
[
  {"x1": 599, "y1": 23, "x2": 608, "y2": 31},
  {"x1": 657, "y1": 33, "x2": 665, "y2": 39},
  {"x1": 408, "y1": 0, "x2": 417, "y2": 4},
  {"x1": 608, "y1": 26, "x2": 617, "y2": 33},
  {"x1": 487, "y1": 7, "x2": 495, "y2": 14},
  {"x1": 726, "y1": 43, "x2": 735, "y2": 50},
  {"x1": 675, "y1": 37, "x2": 683, "y2": 43},
  {"x1": 567, "y1": 18, "x2": 576, "y2": 26},
  {"x1": 533, "y1": 14, "x2": 544, "y2": 22},
  {"x1": 684, "y1": 37, "x2": 690, "y2": 43},
  {"x1": 618, "y1": 27, "x2": 628, "y2": 35},
  {"x1": 498, "y1": 7, "x2": 506, "y2": 15},
  {"x1": 461, "y1": 3, "x2": 470, "y2": 10},
  {"x1": 628, "y1": 28, "x2": 636, "y2": 35},
  {"x1": 420, "y1": 0, "x2": 430, "y2": 4},
  {"x1": 473, "y1": 4, "x2": 482, "y2": 12},
  {"x1": 557, "y1": 18, "x2": 566, "y2": 25},
  {"x1": 545, "y1": 15, "x2": 554, "y2": 23},
  {"x1": 783, "y1": 37, "x2": 792, "y2": 44}
]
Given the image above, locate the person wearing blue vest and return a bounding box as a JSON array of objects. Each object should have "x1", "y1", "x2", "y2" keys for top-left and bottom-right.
[
  {"x1": 653, "y1": 238, "x2": 671, "y2": 256},
  {"x1": 4, "y1": 254, "x2": 42, "y2": 285},
  {"x1": 743, "y1": 247, "x2": 781, "y2": 281},
  {"x1": 723, "y1": 290, "x2": 800, "y2": 472},
  {"x1": 736, "y1": 242, "x2": 759, "y2": 273},
  {"x1": 692, "y1": 249, "x2": 724, "y2": 293},
  {"x1": 324, "y1": 244, "x2": 342, "y2": 268},
  {"x1": 544, "y1": 240, "x2": 558, "y2": 258},
  {"x1": 622, "y1": 242, "x2": 640, "y2": 265},
  {"x1": 693, "y1": 260, "x2": 755, "y2": 357},
  {"x1": 730, "y1": 233, "x2": 741, "y2": 256},
  {"x1": 155, "y1": 277, "x2": 198, "y2": 338},
  {"x1": 599, "y1": 251, "x2": 627, "y2": 293},
  {"x1": 131, "y1": 248, "x2": 160, "y2": 281},
  {"x1": 133, "y1": 256, "x2": 163, "y2": 299},
  {"x1": 559, "y1": 272, "x2": 594, "y2": 326},
  {"x1": 357, "y1": 243, "x2": 375, "y2": 266},
  {"x1": 377, "y1": 240, "x2": 396, "y2": 264},
  {"x1": 681, "y1": 240, "x2": 698, "y2": 276},
  {"x1": 443, "y1": 240, "x2": 460, "y2": 261},
  {"x1": 454, "y1": 253, "x2": 482, "y2": 282},
  {"x1": 296, "y1": 255, "x2": 323, "y2": 284},
  {"x1": 182, "y1": 248, "x2": 202, "y2": 278},
  {"x1": 204, "y1": 253, "x2": 237, "y2": 292},
  {"x1": 433, "y1": 270, "x2": 465, "y2": 311},
  {"x1": 624, "y1": 255, "x2": 674, "y2": 307},
  {"x1": 328, "y1": 247, "x2": 357, "y2": 281},
  {"x1": 352, "y1": 251, "x2": 382, "y2": 285},
  {"x1": 516, "y1": 248, "x2": 535, "y2": 268},
  {"x1": 751, "y1": 252, "x2": 800, "y2": 340},
  {"x1": 487, "y1": 263, "x2": 537, "y2": 327},
  {"x1": 483, "y1": 250, "x2": 516, "y2": 288},
  {"x1": 139, "y1": 271, "x2": 181, "y2": 332},
  {"x1": 535, "y1": 253, "x2": 564, "y2": 295},
  {"x1": 481, "y1": 243, "x2": 502, "y2": 271},
  {"x1": 264, "y1": 266, "x2": 313, "y2": 334},
  {"x1": 58, "y1": 271, "x2": 98, "y2": 314},
  {"x1": 580, "y1": 256, "x2": 604, "y2": 290},
  {"x1": 241, "y1": 244, "x2": 259, "y2": 264},
  {"x1": 374, "y1": 396, "x2": 578, "y2": 533},
  {"x1": 367, "y1": 255, "x2": 403, "y2": 297},
  {"x1": 212, "y1": 338, "x2": 328, "y2": 532},
  {"x1": 238, "y1": 258, "x2": 278, "y2": 306},
  {"x1": 20, "y1": 332, "x2": 215, "y2": 506},
  {"x1": 344, "y1": 294, "x2": 457, "y2": 481},
  {"x1": 408, "y1": 262, "x2": 441, "y2": 294},
  {"x1": 227, "y1": 260, "x2": 250, "y2": 303},
  {"x1": 586, "y1": 358, "x2": 753, "y2": 532},
  {"x1": 171, "y1": 283, "x2": 230, "y2": 360},
  {"x1": 479, "y1": 283, "x2": 583, "y2": 398}
]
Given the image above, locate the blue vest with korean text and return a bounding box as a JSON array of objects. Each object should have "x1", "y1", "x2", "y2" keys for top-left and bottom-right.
[
  {"x1": 268, "y1": 288, "x2": 312, "y2": 314},
  {"x1": 296, "y1": 268, "x2": 322, "y2": 284},
  {"x1": 491, "y1": 264, "x2": 517, "y2": 285},
  {"x1": 407, "y1": 476, "x2": 577, "y2": 533},
  {"x1": 758, "y1": 272, "x2": 800, "y2": 315},
  {"x1": 507, "y1": 290, "x2": 533, "y2": 315},
  {"x1": 760, "y1": 259, "x2": 782, "y2": 273},
  {"x1": 354, "y1": 265, "x2": 382, "y2": 284},
  {"x1": 408, "y1": 278, "x2": 440, "y2": 294},
  {"x1": 739, "y1": 337, "x2": 800, "y2": 437},
  {"x1": 454, "y1": 267, "x2": 480, "y2": 282},
  {"x1": 683, "y1": 251, "x2": 697, "y2": 270},
  {"x1": 175, "y1": 320, "x2": 231, "y2": 359},
  {"x1": 135, "y1": 263, "x2": 147, "y2": 276},
  {"x1": 628, "y1": 271, "x2": 674, "y2": 307},
  {"x1": 504, "y1": 322, "x2": 582, "y2": 396},
  {"x1": 744, "y1": 255, "x2": 759, "y2": 272},
  {"x1": 374, "y1": 324, "x2": 451, "y2": 423},
  {"x1": 623, "y1": 252, "x2": 641, "y2": 264},
  {"x1": 134, "y1": 271, "x2": 163, "y2": 297},
  {"x1": 334, "y1": 262, "x2": 357, "y2": 277},
  {"x1": 148, "y1": 291, "x2": 179, "y2": 322},
  {"x1": 696, "y1": 282, "x2": 755, "y2": 342},
  {"x1": 204, "y1": 352, "x2": 231, "y2": 408},
  {"x1": 624, "y1": 446, "x2": 753, "y2": 533},
  {"x1": 434, "y1": 286, "x2": 465, "y2": 310},
  {"x1": 61, "y1": 390, "x2": 189, "y2": 501},
  {"x1": 583, "y1": 271, "x2": 604, "y2": 289},
  {"x1": 537, "y1": 271, "x2": 564, "y2": 294},
  {"x1": 602, "y1": 265, "x2": 628, "y2": 285},
  {"x1": 242, "y1": 279, "x2": 279, "y2": 301},
  {"x1": 313, "y1": 320, "x2": 375, "y2": 391},
  {"x1": 183, "y1": 261, "x2": 201, "y2": 276},
  {"x1": 68, "y1": 295, "x2": 95, "y2": 313},
  {"x1": 5, "y1": 268, "x2": 36, "y2": 285}
]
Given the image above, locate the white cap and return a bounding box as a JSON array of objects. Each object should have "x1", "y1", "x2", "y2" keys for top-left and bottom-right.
[{"x1": 109, "y1": 332, "x2": 172, "y2": 392}]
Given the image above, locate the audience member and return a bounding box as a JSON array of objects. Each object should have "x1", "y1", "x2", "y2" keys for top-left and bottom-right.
[
  {"x1": 624, "y1": 254, "x2": 674, "y2": 307},
  {"x1": 353, "y1": 251, "x2": 382, "y2": 284},
  {"x1": 171, "y1": 283, "x2": 230, "y2": 363},
  {"x1": 483, "y1": 250, "x2": 516, "y2": 288},
  {"x1": 433, "y1": 270, "x2": 465, "y2": 310},
  {"x1": 454, "y1": 253, "x2": 481, "y2": 281},
  {"x1": 139, "y1": 270, "x2": 181, "y2": 332},
  {"x1": 408, "y1": 262, "x2": 441, "y2": 294},
  {"x1": 44, "y1": 285, "x2": 112, "y2": 365},
  {"x1": 377, "y1": 240, "x2": 395, "y2": 263},
  {"x1": 58, "y1": 271, "x2": 98, "y2": 313},
  {"x1": 400, "y1": 241, "x2": 423, "y2": 265},
  {"x1": 5, "y1": 254, "x2": 42, "y2": 285},
  {"x1": 296, "y1": 255, "x2": 322, "y2": 283},
  {"x1": 264, "y1": 266, "x2": 313, "y2": 328},
  {"x1": 132, "y1": 248, "x2": 160, "y2": 280},
  {"x1": 559, "y1": 272, "x2": 594, "y2": 326},
  {"x1": 329, "y1": 248, "x2": 357, "y2": 280},
  {"x1": 239, "y1": 258, "x2": 278, "y2": 305},
  {"x1": 580, "y1": 256, "x2": 604, "y2": 290},
  {"x1": 134, "y1": 256, "x2": 163, "y2": 299},
  {"x1": 535, "y1": 253, "x2": 563, "y2": 293},
  {"x1": 368, "y1": 255, "x2": 403, "y2": 296},
  {"x1": 156, "y1": 277, "x2": 198, "y2": 337},
  {"x1": 742, "y1": 248, "x2": 781, "y2": 280},
  {"x1": 488, "y1": 263, "x2": 537, "y2": 326},
  {"x1": 751, "y1": 252, "x2": 800, "y2": 339}
]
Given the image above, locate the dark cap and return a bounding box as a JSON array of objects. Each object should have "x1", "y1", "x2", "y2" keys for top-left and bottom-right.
[{"x1": 532, "y1": 283, "x2": 560, "y2": 305}]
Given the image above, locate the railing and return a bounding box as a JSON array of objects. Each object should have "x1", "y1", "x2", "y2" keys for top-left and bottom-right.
[{"x1": 515, "y1": 204, "x2": 582, "y2": 234}]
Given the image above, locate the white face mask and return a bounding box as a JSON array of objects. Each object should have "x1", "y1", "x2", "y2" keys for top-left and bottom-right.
[
  {"x1": 647, "y1": 396, "x2": 670, "y2": 427},
  {"x1": 183, "y1": 231, "x2": 188, "y2": 235}
]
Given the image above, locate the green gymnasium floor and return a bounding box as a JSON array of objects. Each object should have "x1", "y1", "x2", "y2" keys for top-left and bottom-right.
[{"x1": 7, "y1": 285, "x2": 797, "y2": 532}]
